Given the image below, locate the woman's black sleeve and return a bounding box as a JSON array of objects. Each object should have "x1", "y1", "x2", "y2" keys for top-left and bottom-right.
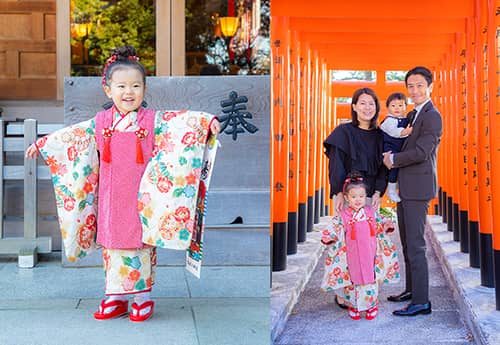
[{"x1": 327, "y1": 146, "x2": 348, "y2": 197}]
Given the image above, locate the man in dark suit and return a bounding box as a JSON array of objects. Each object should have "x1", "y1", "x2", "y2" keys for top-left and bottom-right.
[{"x1": 383, "y1": 66, "x2": 443, "y2": 316}]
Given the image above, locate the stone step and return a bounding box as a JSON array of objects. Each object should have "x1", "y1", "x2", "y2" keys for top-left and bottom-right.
[
  {"x1": 2, "y1": 215, "x2": 268, "y2": 253},
  {"x1": 60, "y1": 227, "x2": 270, "y2": 267},
  {"x1": 3, "y1": 185, "x2": 269, "y2": 224},
  {"x1": 204, "y1": 190, "x2": 269, "y2": 225}
]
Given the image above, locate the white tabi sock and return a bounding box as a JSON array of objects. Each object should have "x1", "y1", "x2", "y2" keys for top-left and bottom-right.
[
  {"x1": 102, "y1": 295, "x2": 128, "y2": 314},
  {"x1": 134, "y1": 292, "x2": 152, "y2": 316}
]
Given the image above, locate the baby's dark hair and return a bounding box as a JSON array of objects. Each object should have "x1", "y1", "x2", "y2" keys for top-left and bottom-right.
[
  {"x1": 386, "y1": 92, "x2": 407, "y2": 107},
  {"x1": 343, "y1": 171, "x2": 367, "y2": 194},
  {"x1": 102, "y1": 46, "x2": 147, "y2": 86}
]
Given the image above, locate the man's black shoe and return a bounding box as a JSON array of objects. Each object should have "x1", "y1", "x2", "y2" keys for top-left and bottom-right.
[
  {"x1": 387, "y1": 291, "x2": 412, "y2": 302},
  {"x1": 393, "y1": 302, "x2": 432, "y2": 316}
]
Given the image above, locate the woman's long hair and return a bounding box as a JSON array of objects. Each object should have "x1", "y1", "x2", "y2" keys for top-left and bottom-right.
[{"x1": 350, "y1": 87, "x2": 380, "y2": 129}]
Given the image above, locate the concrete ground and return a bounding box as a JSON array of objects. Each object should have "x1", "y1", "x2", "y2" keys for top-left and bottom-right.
[
  {"x1": 272, "y1": 215, "x2": 500, "y2": 345},
  {"x1": 0, "y1": 229, "x2": 270, "y2": 345}
]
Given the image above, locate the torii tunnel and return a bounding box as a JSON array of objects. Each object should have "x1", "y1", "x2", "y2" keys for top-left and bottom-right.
[{"x1": 269, "y1": 0, "x2": 500, "y2": 310}]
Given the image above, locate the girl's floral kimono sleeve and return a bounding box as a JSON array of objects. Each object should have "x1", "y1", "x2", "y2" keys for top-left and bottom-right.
[
  {"x1": 35, "y1": 119, "x2": 99, "y2": 262},
  {"x1": 138, "y1": 110, "x2": 218, "y2": 278},
  {"x1": 320, "y1": 216, "x2": 351, "y2": 291},
  {"x1": 374, "y1": 214, "x2": 400, "y2": 284}
]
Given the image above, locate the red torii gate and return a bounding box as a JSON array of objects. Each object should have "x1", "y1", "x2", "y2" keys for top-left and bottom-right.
[{"x1": 270, "y1": 0, "x2": 500, "y2": 310}]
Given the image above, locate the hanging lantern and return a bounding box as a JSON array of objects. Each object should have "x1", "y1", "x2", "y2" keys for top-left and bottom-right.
[
  {"x1": 219, "y1": 17, "x2": 239, "y2": 37},
  {"x1": 71, "y1": 22, "x2": 91, "y2": 39}
]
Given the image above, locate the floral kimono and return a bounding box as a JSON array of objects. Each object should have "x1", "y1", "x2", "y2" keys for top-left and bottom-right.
[
  {"x1": 36, "y1": 108, "x2": 218, "y2": 295},
  {"x1": 320, "y1": 207, "x2": 400, "y2": 311}
]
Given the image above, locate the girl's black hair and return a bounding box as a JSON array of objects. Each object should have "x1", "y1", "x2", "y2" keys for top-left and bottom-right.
[
  {"x1": 343, "y1": 171, "x2": 367, "y2": 194},
  {"x1": 103, "y1": 45, "x2": 147, "y2": 86},
  {"x1": 350, "y1": 88, "x2": 380, "y2": 129}
]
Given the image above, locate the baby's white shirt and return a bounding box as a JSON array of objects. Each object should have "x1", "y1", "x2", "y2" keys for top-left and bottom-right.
[{"x1": 380, "y1": 115, "x2": 407, "y2": 138}]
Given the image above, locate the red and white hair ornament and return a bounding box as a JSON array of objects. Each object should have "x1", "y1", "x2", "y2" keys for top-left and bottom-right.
[
  {"x1": 342, "y1": 176, "x2": 363, "y2": 193},
  {"x1": 101, "y1": 54, "x2": 139, "y2": 86}
]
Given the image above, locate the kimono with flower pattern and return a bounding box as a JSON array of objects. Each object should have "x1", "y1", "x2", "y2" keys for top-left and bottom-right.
[
  {"x1": 320, "y1": 209, "x2": 400, "y2": 310},
  {"x1": 35, "y1": 108, "x2": 218, "y2": 278}
]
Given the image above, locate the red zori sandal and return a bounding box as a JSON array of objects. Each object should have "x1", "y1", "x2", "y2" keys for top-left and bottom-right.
[
  {"x1": 348, "y1": 307, "x2": 361, "y2": 320},
  {"x1": 129, "y1": 301, "x2": 155, "y2": 322},
  {"x1": 93, "y1": 299, "x2": 129, "y2": 320},
  {"x1": 365, "y1": 305, "x2": 378, "y2": 320}
]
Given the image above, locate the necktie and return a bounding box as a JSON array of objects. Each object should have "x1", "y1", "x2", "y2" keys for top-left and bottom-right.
[{"x1": 407, "y1": 109, "x2": 417, "y2": 126}]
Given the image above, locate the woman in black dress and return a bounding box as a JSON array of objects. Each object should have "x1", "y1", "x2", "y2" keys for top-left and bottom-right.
[{"x1": 324, "y1": 87, "x2": 388, "y2": 214}]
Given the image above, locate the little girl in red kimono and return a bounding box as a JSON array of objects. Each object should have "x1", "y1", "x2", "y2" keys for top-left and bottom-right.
[
  {"x1": 320, "y1": 172, "x2": 400, "y2": 320},
  {"x1": 26, "y1": 46, "x2": 221, "y2": 322}
]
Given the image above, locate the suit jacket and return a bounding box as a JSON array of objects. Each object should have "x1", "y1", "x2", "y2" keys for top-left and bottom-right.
[{"x1": 393, "y1": 100, "x2": 443, "y2": 201}]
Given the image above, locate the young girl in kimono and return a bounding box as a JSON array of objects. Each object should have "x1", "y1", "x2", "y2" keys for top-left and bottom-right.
[
  {"x1": 320, "y1": 172, "x2": 400, "y2": 320},
  {"x1": 26, "y1": 46, "x2": 221, "y2": 322}
]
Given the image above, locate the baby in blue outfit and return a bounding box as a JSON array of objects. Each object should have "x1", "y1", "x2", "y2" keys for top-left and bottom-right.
[{"x1": 380, "y1": 92, "x2": 413, "y2": 202}]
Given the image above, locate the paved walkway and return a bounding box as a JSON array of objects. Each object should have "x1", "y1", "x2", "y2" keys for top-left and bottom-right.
[
  {"x1": 0, "y1": 229, "x2": 270, "y2": 345},
  {"x1": 272, "y1": 215, "x2": 500, "y2": 345}
]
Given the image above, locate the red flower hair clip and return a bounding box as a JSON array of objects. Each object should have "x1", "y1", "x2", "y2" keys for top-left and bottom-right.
[
  {"x1": 101, "y1": 55, "x2": 139, "y2": 86},
  {"x1": 344, "y1": 176, "x2": 363, "y2": 184},
  {"x1": 105, "y1": 55, "x2": 118, "y2": 65}
]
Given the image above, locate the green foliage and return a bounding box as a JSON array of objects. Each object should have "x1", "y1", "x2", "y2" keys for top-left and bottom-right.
[
  {"x1": 73, "y1": 0, "x2": 155, "y2": 74},
  {"x1": 386, "y1": 71, "x2": 406, "y2": 81},
  {"x1": 72, "y1": 0, "x2": 106, "y2": 23}
]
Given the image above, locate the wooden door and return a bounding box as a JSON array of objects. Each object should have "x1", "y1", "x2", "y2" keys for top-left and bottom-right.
[{"x1": 0, "y1": 0, "x2": 57, "y2": 99}]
